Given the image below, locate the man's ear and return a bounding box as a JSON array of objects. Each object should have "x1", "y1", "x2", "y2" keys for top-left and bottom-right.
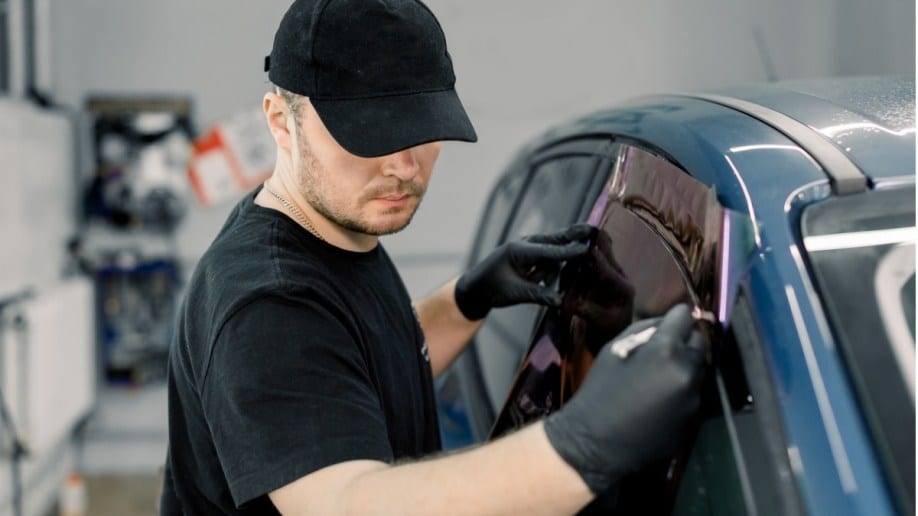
[{"x1": 264, "y1": 92, "x2": 294, "y2": 151}]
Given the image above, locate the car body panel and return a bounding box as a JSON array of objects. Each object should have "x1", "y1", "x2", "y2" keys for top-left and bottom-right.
[{"x1": 714, "y1": 76, "x2": 916, "y2": 185}]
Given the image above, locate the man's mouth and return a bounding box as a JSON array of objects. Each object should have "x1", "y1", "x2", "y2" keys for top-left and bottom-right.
[
  {"x1": 373, "y1": 193, "x2": 415, "y2": 208},
  {"x1": 378, "y1": 193, "x2": 410, "y2": 201}
]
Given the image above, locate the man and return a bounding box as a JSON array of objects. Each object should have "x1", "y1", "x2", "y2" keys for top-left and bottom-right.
[{"x1": 161, "y1": 0, "x2": 707, "y2": 514}]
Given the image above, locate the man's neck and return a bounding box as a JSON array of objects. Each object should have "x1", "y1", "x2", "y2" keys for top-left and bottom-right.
[{"x1": 255, "y1": 175, "x2": 379, "y2": 253}]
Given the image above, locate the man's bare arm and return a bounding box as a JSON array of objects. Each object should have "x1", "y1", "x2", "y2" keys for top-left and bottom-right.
[
  {"x1": 413, "y1": 277, "x2": 483, "y2": 377},
  {"x1": 269, "y1": 422, "x2": 592, "y2": 516},
  {"x1": 271, "y1": 305, "x2": 708, "y2": 515}
]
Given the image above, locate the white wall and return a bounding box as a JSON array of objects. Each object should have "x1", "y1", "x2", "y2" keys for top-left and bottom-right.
[
  {"x1": 835, "y1": 0, "x2": 915, "y2": 76},
  {"x1": 47, "y1": 0, "x2": 915, "y2": 295}
]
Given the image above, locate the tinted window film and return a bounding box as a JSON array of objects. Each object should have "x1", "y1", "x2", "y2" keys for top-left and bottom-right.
[
  {"x1": 490, "y1": 145, "x2": 759, "y2": 514},
  {"x1": 674, "y1": 416, "x2": 747, "y2": 515},
  {"x1": 491, "y1": 146, "x2": 724, "y2": 435},
  {"x1": 674, "y1": 326, "x2": 756, "y2": 516},
  {"x1": 490, "y1": 196, "x2": 696, "y2": 432},
  {"x1": 449, "y1": 141, "x2": 610, "y2": 442},
  {"x1": 675, "y1": 293, "x2": 805, "y2": 516}
]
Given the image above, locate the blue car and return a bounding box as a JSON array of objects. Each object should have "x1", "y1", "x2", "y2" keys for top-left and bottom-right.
[{"x1": 437, "y1": 76, "x2": 915, "y2": 515}]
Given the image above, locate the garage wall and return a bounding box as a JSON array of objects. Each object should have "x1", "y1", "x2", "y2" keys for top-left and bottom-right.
[
  {"x1": 47, "y1": 0, "x2": 915, "y2": 296},
  {"x1": 834, "y1": 0, "x2": 915, "y2": 76}
]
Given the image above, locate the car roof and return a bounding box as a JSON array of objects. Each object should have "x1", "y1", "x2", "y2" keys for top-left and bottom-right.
[
  {"x1": 712, "y1": 76, "x2": 915, "y2": 186},
  {"x1": 525, "y1": 76, "x2": 914, "y2": 199}
]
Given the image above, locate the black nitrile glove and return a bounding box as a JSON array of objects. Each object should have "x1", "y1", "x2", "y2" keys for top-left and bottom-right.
[
  {"x1": 454, "y1": 223, "x2": 594, "y2": 321},
  {"x1": 543, "y1": 304, "x2": 707, "y2": 494}
]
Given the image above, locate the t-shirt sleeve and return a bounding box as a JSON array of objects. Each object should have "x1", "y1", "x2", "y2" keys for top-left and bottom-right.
[{"x1": 200, "y1": 295, "x2": 393, "y2": 507}]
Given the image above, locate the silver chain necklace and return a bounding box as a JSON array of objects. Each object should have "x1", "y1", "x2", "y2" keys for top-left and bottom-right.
[{"x1": 262, "y1": 182, "x2": 326, "y2": 242}]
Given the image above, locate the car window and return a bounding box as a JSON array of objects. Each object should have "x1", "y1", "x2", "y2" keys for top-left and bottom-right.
[
  {"x1": 802, "y1": 185, "x2": 916, "y2": 514},
  {"x1": 471, "y1": 164, "x2": 528, "y2": 263},
  {"x1": 672, "y1": 293, "x2": 805, "y2": 516},
  {"x1": 503, "y1": 154, "x2": 600, "y2": 241},
  {"x1": 443, "y1": 139, "x2": 613, "y2": 444},
  {"x1": 437, "y1": 160, "x2": 530, "y2": 449},
  {"x1": 491, "y1": 145, "x2": 723, "y2": 437},
  {"x1": 489, "y1": 204, "x2": 695, "y2": 436},
  {"x1": 489, "y1": 144, "x2": 802, "y2": 514},
  {"x1": 477, "y1": 148, "x2": 607, "y2": 416}
]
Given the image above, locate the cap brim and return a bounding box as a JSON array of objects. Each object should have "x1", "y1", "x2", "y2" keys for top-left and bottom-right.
[{"x1": 310, "y1": 89, "x2": 477, "y2": 158}]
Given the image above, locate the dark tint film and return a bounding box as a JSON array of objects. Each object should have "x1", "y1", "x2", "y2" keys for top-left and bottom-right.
[
  {"x1": 490, "y1": 145, "x2": 734, "y2": 514},
  {"x1": 491, "y1": 146, "x2": 723, "y2": 435}
]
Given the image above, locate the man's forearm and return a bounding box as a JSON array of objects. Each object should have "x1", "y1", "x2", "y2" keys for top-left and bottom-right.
[
  {"x1": 347, "y1": 423, "x2": 591, "y2": 515},
  {"x1": 271, "y1": 422, "x2": 593, "y2": 515},
  {"x1": 413, "y1": 277, "x2": 484, "y2": 377}
]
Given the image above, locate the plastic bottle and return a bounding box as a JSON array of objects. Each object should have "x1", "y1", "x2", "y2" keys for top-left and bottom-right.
[{"x1": 58, "y1": 472, "x2": 87, "y2": 516}]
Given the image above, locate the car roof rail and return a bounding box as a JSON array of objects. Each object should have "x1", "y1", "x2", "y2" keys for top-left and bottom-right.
[{"x1": 682, "y1": 94, "x2": 869, "y2": 196}]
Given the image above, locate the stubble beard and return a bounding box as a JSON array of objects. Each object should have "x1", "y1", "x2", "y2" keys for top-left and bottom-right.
[{"x1": 294, "y1": 139, "x2": 427, "y2": 237}]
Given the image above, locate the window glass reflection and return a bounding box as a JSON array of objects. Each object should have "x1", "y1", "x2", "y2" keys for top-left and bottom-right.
[
  {"x1": 504, "y1": 156, "x2": 600, "y2": 241},
  {"x1": 475, "y1": 170, "x2": 526, "y2": 260}
]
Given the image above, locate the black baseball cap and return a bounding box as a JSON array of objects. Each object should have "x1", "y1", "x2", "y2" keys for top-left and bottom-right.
[{"x1": 265, "y1": 0, "x2": 477, "y2": 158}]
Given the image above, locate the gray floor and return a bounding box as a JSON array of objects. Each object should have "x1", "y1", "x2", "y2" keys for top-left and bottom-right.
[
  {"x1": 36, "y1": 474, "x2": 160, "y2": 516},
  {"x1": 77, "y1": 385, "x2": 167, "y2": 515},
  {"x1": 84, "y1": 473, "x2": 161, "y2": 516},
  {"x1": 81, "y1": 385, "x2": 169, "y2": 475}
]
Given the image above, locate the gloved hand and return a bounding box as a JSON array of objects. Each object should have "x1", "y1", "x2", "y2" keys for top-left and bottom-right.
[
  {"x1": 543, "y1": 304, "x2": 707, "y2": 494},
  {"x1": 454, "y1": 224, "x2": 594, "y2": 321}
]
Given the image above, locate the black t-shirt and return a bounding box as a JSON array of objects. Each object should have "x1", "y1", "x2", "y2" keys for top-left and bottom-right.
[{"x1": 160, "y1": 187, "x2": 441, "y2": 515}]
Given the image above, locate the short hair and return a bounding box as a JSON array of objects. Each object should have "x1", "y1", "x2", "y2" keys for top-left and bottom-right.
[{"x1": 275, "y1": 85, "x2": 305, "y2": 126}]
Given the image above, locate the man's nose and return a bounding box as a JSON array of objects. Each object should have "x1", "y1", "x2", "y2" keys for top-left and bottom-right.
[{"x1": 382, "y1": 148, "x2": 421, "y2": 181}]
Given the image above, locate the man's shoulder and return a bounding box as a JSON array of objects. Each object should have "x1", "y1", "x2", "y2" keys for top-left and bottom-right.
[
  {"x1": 187, "y1": 210, "x2": 345, "y2": 323},
  {"x1": 197, "y1": 208, "x2": 281, "y2": 289},
  {"x1": 181, "y1": 201, "x2": 297, "y2": 337}
]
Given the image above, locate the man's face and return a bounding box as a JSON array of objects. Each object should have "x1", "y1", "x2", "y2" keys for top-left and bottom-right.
[{"x1": 290, "y1": 101, "x2": 441, "y2": 236}]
